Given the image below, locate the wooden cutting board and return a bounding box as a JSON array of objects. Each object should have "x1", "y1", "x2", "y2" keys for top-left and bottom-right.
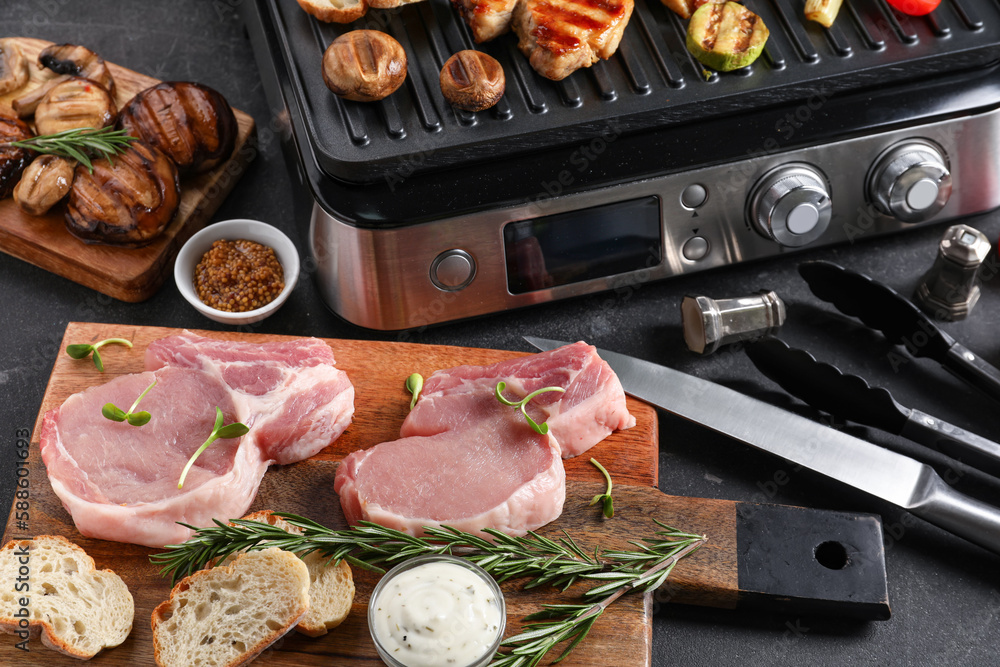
[
  {"x1": 1, "y1": 323, "x2": 890, "y2": 666},
  {"x1": 0, "y1": 38, "x2": 256, "y2": 302}
]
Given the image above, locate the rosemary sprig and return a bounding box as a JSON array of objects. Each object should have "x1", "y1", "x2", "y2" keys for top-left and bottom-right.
[
  {"x1": 495, "y1": 382, "x2": 566, "y2": 434},
  {"x1": 6, "y1": 127, "x2": 135, "y2": 172},
  {"x1": 150, "y1": 515, "x2": 705, "y2": 665}
]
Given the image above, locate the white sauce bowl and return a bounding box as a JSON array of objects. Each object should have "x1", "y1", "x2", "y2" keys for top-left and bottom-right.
[
  {"x1": 368, "y1": 554, "x2": 506, "y2": 667},
  {"x1": 174, "y1": 218, "x2": 300, "y2": 325}
]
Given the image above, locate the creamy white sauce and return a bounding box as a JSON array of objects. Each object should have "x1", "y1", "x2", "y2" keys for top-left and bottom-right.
[{"x1": 373, "y1": 560, "x2": 503, "y2": 667}]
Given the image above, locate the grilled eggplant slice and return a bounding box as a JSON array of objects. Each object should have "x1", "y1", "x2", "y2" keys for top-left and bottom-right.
[
  {"x1": 0, "y1": 39, "x2": 30, "y2": 96},
  {"x1": 34, "y1": 76, "x2": 117, "y2": 135},
  {"x1": 117, "y1": 81, "x2": 237, "y2": 175},
  {"x1": 64, "y1": 140, "x2": 180, "y2": 247},
  {"x1": 686, "y1": 1, "x2": 769, "y2": 72},
  {"x1": 13, "y1": 155, "x2": 76, "y2": 216},
  {"x1": 0, "y1": 115, "x2": 35, "y2": 200}
]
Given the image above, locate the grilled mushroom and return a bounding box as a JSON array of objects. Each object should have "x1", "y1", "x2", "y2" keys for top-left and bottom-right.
[
  {"x1": 34, "y1": 76, "x2": 117, "y2": 136},
  {"x1": 12, "y1": 43, "x2": 116, "y2": 118},
  {"x1": 321, "y1": 30, "x2": 407, "y2": 102},
  {"x1": 440, "y1": 51, "x2": 505, "y2": 112},
  {"x1": 0, "y1": 39, "x2": 30, "y2": 96},
  {"x1": 65, "y1": 140, "x2": 180, "y2": 247},
  {"x1": 118, "y1": 81, "x2": 238, "y2": 174},
  {"x1": 0, "y1": 115, "x2": 35, "y2": 200},
  {"x1": 13, "y1": 155, "x2": 76, "y2": 216}
]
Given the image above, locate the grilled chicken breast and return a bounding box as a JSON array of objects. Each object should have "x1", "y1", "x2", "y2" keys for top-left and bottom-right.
[
  {"x1": 512, "y1": 0, "x2": 634, "y2": 80},
  {"x1": 453, "y1": 0, "x2": 520, "y2": 42}
]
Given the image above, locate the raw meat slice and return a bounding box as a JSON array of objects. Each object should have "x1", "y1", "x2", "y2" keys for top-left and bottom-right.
[
  {"x1": 336, "y1": 418, "x2": 565, "y2": 538},
  {"x1": 334, "y1": 341, "x2": 632, "y2": 538},
  {"x1": 146, "y1": 333, "x2": 355, "y2": 464},
  {"x1": 401, "y1": 341, "x2": 635, "y2": 458},
  {"x1": 40, "y1": 367, "x2": 268, "y2": 548},
  {"x1": 40, "y1": 333, "x2": 355, "y2": 547}
]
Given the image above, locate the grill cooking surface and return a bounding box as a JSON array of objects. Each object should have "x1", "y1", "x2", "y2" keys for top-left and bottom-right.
[{"x1": 263, "y1": 0, "x2": 1000, "y2": 181}]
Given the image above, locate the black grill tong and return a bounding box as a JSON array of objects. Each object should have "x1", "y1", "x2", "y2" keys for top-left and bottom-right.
[{"x1": 745, "y1": 260, "x2": 1000, "y2": 480}]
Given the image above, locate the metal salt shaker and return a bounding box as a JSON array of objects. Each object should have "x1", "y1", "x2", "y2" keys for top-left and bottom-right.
[
  {"x1": 914, "y1": 224, "x2": 991, "y2": 321},
  {"x1": 682, "y1": 290, "x2": 786, "y2": 355}
]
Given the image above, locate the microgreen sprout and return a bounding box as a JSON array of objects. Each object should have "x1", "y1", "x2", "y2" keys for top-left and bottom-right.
[
  {"x1": 102, "y1": 379, "x2": 156, "y2": 427},
  {"x1": 589, "y1": 458, "x2": 614, "y2": 519},
  {"x1": 405, "y1": 373, "x2": 423, "y2": 410},
  {"x1": 177, "y1": 408, "x2": 249, "y2": 489},
  {"x1": 494, "y1": 381, "x2": 566, "y2": 435},
  {"x1": 66, "y1": 337, "x2": 133, "y2": 372}
]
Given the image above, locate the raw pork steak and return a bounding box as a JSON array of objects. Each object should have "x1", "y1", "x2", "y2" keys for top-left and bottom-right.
[
  {"x1": 40, "y1": 333, "x2": 354, "y2": 547},
  {"x1": 335, "y1": 341, "x2": 633, "y2": 538}
]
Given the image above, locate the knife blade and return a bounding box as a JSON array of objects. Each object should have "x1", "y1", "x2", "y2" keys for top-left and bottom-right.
[
  {"x1": 525, "y1": 336, "x2": 1000, "y2": 554},
  {"x1": 744, "y1": 337, "x2": 1000, "y2": 479},
  {"x1": 798, "y1": 260, "x2": 1000, "y2": 403}
]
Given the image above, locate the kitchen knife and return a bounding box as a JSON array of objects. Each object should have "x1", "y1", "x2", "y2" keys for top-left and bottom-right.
[
  {"x1": 745, "y1": 337, "x2": 1000, "y2": 479},
  {"x1": 525, "y1": 336, "x2": 1000, "y2": 555},
  {"x1": 798, "y1": 260, "x2": 1000, "y2": 403}
]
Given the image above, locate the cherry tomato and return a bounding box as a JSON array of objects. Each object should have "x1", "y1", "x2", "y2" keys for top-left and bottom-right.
[{"x1": 886, "y1": 0, "x2": 940, "y2": 15}]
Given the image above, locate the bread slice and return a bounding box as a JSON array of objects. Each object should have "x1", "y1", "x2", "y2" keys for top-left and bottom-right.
[
  {"x1": 0, "y1": 535, "x2": 134, "y2": 659},
  {"x1": 367, "y1": 0, "x2": 426, "y2": 9},
  {"x1": 296, "y1": 0, "x2": 368, "y2": 23},
  {"x1": 236, "y1": 511, "x2": 355, "y2": 637},
  {"x1": 152, "y1": 547, "x2": 310, "y2": 667}
]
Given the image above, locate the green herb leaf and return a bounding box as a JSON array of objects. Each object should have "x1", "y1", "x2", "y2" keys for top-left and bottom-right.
[
  {"x1": 177, "y1": 408, "x2": 249, "y2": 489},
  {"x1": 65, "y1": 337, "x2": 133, "y2": 372},
  {"x1": 589, "y1": 458, "x2": 614, "y2": 519},
  {"x1": 216, "y1": 423, "x2": 250, "y2": 439},
  {"x1": 65, "y1": 344, "x2": 93, "y2": 359},
  {"x1": 405, "y1": 373, "x2": 424, "y2": 410},
  {"x1": 101, "y1": 378, "x2": 156, "y2": 426},
  {"x1": 126, "y1": 411, "x2": 152, "y2": 427},
  {"x1": 102, "y1": 403, "x2": 126, "y2": 422},
  {"x1": 494, "y1": 382, "x2": 566, "y2": 434}
]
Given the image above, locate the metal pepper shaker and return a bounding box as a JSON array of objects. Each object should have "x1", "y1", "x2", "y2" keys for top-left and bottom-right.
[
  {"x1": 914, "y1": 224, "x2": 991, "y2": 321},
  {"x1": 682, "y1": 290, "x2": 786, "y2": 355}
]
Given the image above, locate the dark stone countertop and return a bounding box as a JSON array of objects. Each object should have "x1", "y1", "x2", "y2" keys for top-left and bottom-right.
[{"x1": 2, "y1": 2, "x2": 999, "y2": 664}]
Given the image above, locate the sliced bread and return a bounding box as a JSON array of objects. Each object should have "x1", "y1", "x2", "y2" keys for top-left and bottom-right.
[
  {"x1": 0, "y1": 535, "x2": 134, "y2": 659},
  {"x1": 296, "y1": 0, "x2": 368, "y2": 23},
  {"x1": 238, "y1": 511, "x2": 355, "y2": 637},
  {"x1": 152, "y1": 547, "x2": 310, "y2": 667}
]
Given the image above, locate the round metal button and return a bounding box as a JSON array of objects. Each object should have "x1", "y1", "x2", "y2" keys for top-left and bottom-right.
[
  {"x1": 680, "y1": 184, "x2": 708, "y2": 209},
  {"x1": 906, "y1": 178, "x2": 940, "y2": 211},
  {"x1": 786, "y1": 203, "x2": 820, "y2": 235},
  {"x1": 867, "y1": 140, "x2": 952, "y2": 223},
  {"x1": 746, "y1": 163, "x2": 832, "y2": 248},
  {"x1": 430, "y1": 249, "x2": 476, "y2": 291},
  {"x1": 682, "y1": 236, "x2": 710, "y2": 261}
]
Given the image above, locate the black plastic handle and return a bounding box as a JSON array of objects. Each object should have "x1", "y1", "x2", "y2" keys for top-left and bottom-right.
[
  {"x1": 944, "y1": 343, "x2": 1000, "y2": 404},
  {"x1": 901, "y1": 408, "x2": 1000, "y2": 479}
]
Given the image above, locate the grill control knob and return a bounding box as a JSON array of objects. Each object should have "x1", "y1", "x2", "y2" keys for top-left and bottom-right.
[
  {"x1": 746, "y1": 164, "x2": 832, "y2": 247},
  {"x1": 867, "y1": 140, "x2": 952, "y2": 223}
]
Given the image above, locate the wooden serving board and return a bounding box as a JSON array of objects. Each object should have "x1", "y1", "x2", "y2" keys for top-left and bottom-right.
[
  {"x1": 0, "y1": 323, "x2": 892, "y2": 665},
  {"x1": 0, "y1": 38, "x2": 257, "y2": 302}
]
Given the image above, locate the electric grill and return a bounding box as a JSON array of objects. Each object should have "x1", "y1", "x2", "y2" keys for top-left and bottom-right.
[{"x1": 239, "y1": 0, "x2": 1000, "y2": 330}]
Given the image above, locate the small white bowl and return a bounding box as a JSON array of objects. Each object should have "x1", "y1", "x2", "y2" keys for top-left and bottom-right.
[{"x1": 174, "y1": 219, "x2": 300, "y2": 325}]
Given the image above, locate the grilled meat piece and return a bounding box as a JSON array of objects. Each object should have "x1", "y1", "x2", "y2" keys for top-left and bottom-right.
[
  {"x1": 64, "y1": 140, "x2": 180, "y2": 247},
  {"x1": 452, "y1": 0, "x2": 520, "y2": 42},
  {"x1": 34, "y1": 77, "x2": 117, "y2": 136},
  {"x1": 118, "y1": 81, "x2": 237, "y2": 174},
  {"x1": 512, "y1": 0, "x2": 634, "y2": 80},
  {"x1": 0, "y1": 115, "x2": 35, "y2": 200}
]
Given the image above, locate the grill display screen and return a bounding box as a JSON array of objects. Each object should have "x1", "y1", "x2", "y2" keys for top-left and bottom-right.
[{"x1": 503, "y1": 196, "x2": 662, "y2": 294}]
